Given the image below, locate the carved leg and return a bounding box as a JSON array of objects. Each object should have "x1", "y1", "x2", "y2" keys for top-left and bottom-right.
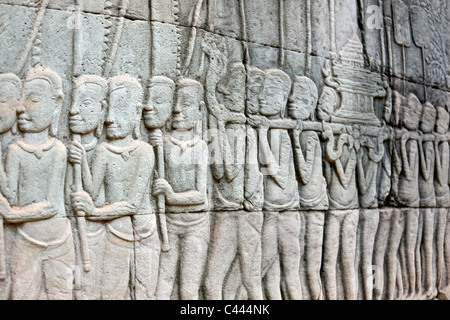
[
  {"x1": 238, "y1": 211, "x2": 263, "y2": 300},
  {"x1": 422, "y1": 208, "x2": 436, "y2": 299},
  {"x1": 179, "y1": 216, "x2": 210, "y2": 300},
  {"x1": 204, "y1": 213, "x2": 238, "y2": 300},
  {"x1": 278, "y1": 211, "x2": 302, "y2": 300},
  {"x1": 436, "y1": 207, "x2": 448, "y2": 291},
  {"x1": 386, "y1": 208, "x2": 404, "y2": 300},
  {"x1": 156, "y1": 221, "x2": 180, "y2": 300},
  {"x1": 74, "y1": 229, "x2": 106, "y2": 300},
  {"x1": 0, "y1": 225, "x2": 13, "y2": 300},
  {"x1": 261, "y1": 211, "x2": 282, "y2": 300},
  {"x1": 132, "y1": 215, "x2": 161, "y2": 300},
  {"x1": 359, "y1": 208, "x2": 379, "y2": 300},
  {"x1": 373, "y1": 208, "x2": 393, "y2": 300},
  {"x1": 43, "y1": 236, "x2": 76, "y2": 300},
  {"x1": 415, "y1": 209, "x2": 424, "y2": 298},
  {"x1": 404, "y1": 208, "x2": 419, "y2": 300},
  {"x1": 443, "y1": 212, "x2": 450, "y2": 293},
  {"x1": 341, "y1": 209, "x2": 359, "y2": 300},
  {"x1": 304, "y1": 210, "x2": 325, "y2": 300},
  {"x1": 322, "y1": 210, "x2": 341, "y2": 300},
  {"x1": 101, "y1": 232, "x2": 133, "y2": 300},
  {"x1": 10, "y1": 234, "x2": 45, "y2": 300}
]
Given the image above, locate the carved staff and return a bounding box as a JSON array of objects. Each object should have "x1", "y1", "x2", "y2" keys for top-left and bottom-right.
[
  {"x1": 239, "y1": 0, "x2": 250, "y2": 65},
  {"x1": 266, "y1": 119, "x2": 383, "y2": 137},
  {"x1": 392, "y1": 0, "x2": 412, "y2": 94},
  {"x1": 329, "y1": 0, "x2": 336, "y2": 56},
  {"x1": 72, "y1": 135, "x2": 91, "y2": 272},
  {"x1": 103, "y1": 0, "x2": 130, "y2": 78},
  {"x1": 71, "y1": 0, "x2": 90, "y2": 273},
  {"x1": 183, "y1": 0, "x2": 205, "y2": 75},
  {"x1": 410, "y1": 5, "x2": 430, "y2": 101},
  {"x1": 278, "y1": 0, "x2": 285, "y2": 68},
  {"x1": 15, "y1": 0, "x2": 51, "y2": 75},
  {"x1": 305, "y1": 0, "x2": 312, "y2": 74},
  {"x1": 155, "y1": 132, "x2": 170, "y2": 252}
]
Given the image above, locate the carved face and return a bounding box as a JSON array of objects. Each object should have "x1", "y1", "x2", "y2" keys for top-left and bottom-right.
[
  {"x1": 258, "y1": 78, "x2": 287, "y2": 118},
  {"x1": 106, "y1": 88, "x2": 138, "y2": 140},
  {"x1": 436, "y1": 107, "x2": 449, "y2": 134},
  {"x1": 0, "y1": 80, "x2": 20, "y2": 134},
  {"x1": 317, "y1": 88, "x2": 336, "y2": 122},
  {"x1": 246, "y1": 69, "x2": 265, "y2": 115},
  {"x1": 18, "y1": 79, "x2": 57, "y2": 134},
  {"x1": 144, "y1": 84, "x2": 174, "y2": 129},
  {"x1": 288, "y1": 81, "x2": 316, "y2": 120},
  {"x1": 420, "y1": 104, "x2": 436, "y2": 133},
  {"x1": 70, "y1": 83, "x2": 104, "y2": 135},
  {"x1": 222, "y1": 66, "x2": 245, "y2": 113},
  {"x1": 383, "y1": 101, "x2": 393, "y2": 124},
  {"x1": 402, "y1": 94, "x2": 422, "y2": 131},
  {"x1": 172, "y1": 86, "x2": 203, "y2": 131}
]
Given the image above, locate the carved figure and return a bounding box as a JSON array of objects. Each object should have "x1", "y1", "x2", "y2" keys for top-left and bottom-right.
[
  {"x1": 249, "y1": 69, "x2": 301, "y2": 300},
  {"x1": 0, "y1": 73, "x2": 21, "y2": 299},
  {"x1": 67, "y1": 75, "x2": 107, "y2": 300},
  {"x1": 0, "y1": 67, "x2": 75, "y2": 300},
  {"x1": 321, "y1": 85, "x2": 359, "y2": 300},
  {"x1": 417, "y1": 102, "x2": 436, "y2": 299},
  {"x1": 434, "y1": 107, "x2": 450, "y2": 296},
  {"x1": 398, "y1": 93, "x2": 423, "y2": 300},
  {"x1": 71, "y1": 75, "x2": 158, "y2": 300},
  {"x1": 143, "y1": 76, "x2": 176, "y2": 254},
  {"x1": 288, "y1": 76, "x2": 327, "y2": 300},
  {"x1": 153, "y1": 78, "x2": 209, "y2": 300},
  {"x1": 356, "y1": 132, "x2": 384, "y2": 300},
  {"x1": 202, "y1": 38, "x2": 263, "y2": 300}
]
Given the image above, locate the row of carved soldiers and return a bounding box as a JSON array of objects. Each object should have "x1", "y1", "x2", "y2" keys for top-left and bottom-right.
[{"x1": 0, "y1": 63, "x2": 448, "y2": 300}]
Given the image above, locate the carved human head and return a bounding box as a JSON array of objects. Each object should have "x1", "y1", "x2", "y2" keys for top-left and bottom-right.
[
  {"x1": 172, "y1": 78, "x2": 205, "y2": 131},
  {"x1": 436, "y1": 106, "x2": 449, "y2": 134},
  {"x1": 288, "y1": 76, "x2": 318, "y2": 121},
  {"x1": 420, "y1": 102, "x2": 436, "y2": 133},
  {"x1": 258, "y1": 69, "x2": 291, "y2": 118},
  {"x1": 144, "y1": 76, "x2": 175, "y2": 129},
  {"x1": 402, "y1": 93, "x2": 423, "y2": 131},
  {"x1": 18, "y1": 67, "x2": 64, "y2": 136},
  {"x1": 0, "y1": 73, "x2": 21, "y2": 134},
  {"x1": 246, "y1": 66, "x2": 265, "y2": 115},
  {"x1": 317, "y1": 86, "x2": 337, "y2": 122},
  {"x1": 107, "y1": 75, "x2": 143, "y2": 140},
  {"x1": 221, "y1": 62, "x2": 246, "y2": 113},
  {"x1": 70, "y1": 75, "x2": 108, "y2": 137}
]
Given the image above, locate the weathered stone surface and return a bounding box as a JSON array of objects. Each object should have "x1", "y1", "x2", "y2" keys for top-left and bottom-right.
[{"x1": 0, "y1": 0, "x2": 448, "y2": 301}]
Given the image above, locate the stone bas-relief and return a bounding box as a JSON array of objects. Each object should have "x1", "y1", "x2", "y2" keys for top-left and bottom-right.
[{"x1": 0, "y1": 0, "x2": 449, "y2": 300}]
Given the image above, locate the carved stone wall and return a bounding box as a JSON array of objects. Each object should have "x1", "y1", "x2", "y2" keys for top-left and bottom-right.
[{"x1": 0, "y1": 0, "x2": 449, "y2": 300}]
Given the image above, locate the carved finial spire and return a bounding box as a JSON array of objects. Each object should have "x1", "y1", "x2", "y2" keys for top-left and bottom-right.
[{"x1": 339, "y1": 32, "x2": 364, "y2": 67}]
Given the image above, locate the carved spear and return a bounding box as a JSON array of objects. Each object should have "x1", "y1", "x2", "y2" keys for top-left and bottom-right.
[
  {"x1": 15, "y1": 0, "x2": 51, "y2": 75},
  {"x1": 392, "y1": 0, "x2": 412, "y2": 95},
  {"x1": 71, "y1": 0, "x2": 90, "y2": 273},
  {"x1": 278, "y1": 0, "x2": 285, "y2": 68},
  {"x1": 103, "y1": 0, "x2": 130, "y2": 78},
  {"x1": 410, "y1": 5, "x2": 430, "y2": 101},
  {"x1": 183, "y1": 0, "x2": 205, "y2": 75}
]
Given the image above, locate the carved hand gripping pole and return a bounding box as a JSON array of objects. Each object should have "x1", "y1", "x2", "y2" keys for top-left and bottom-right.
[
  {"x1": 72, "y1": 134, "x2": 90, "y2": 272},
  {"x1": 156, "y1": 133, "x2": 170, "y2": 252}
]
